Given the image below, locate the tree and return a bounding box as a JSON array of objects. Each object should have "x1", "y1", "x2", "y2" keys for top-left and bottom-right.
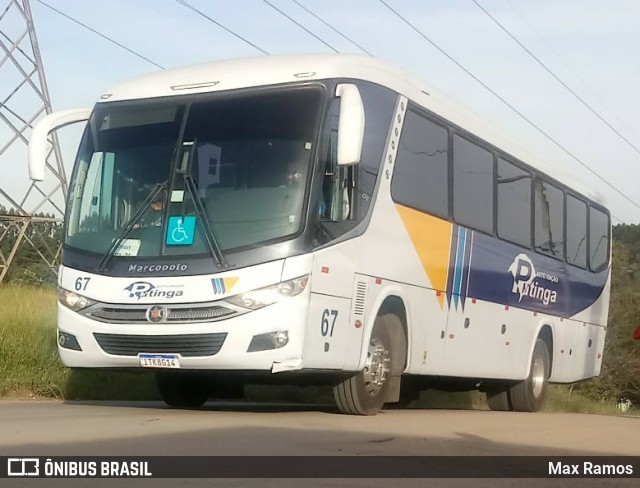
[{"x1": 577, "y1": 231, "x2": 640, "y2": 404}]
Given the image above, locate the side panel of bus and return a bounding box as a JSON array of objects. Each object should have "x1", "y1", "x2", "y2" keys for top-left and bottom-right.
[{"x1": 348, "y1": 94, "x2": 610, "y2": 384}]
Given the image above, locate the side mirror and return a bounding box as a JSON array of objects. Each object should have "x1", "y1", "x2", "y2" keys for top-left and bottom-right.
[
  {"x1": 28, "y1": 108, "x2": 92, "y2": 181},
  {"x1": 335, "y1": 83, "x2": 365, "y2": 166}
]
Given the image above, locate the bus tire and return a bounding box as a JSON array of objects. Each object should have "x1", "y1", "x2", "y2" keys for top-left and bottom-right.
[
  {"x1": 156, "y1": 371, "x2": 208, "y2": 408},
  {"x1": 486, "y1": 388, "x2": 511, "y2": 411},
  {"x1": 509, "y1": 338, "x2": 550, "y2": 412},
  {"x1": 386, "y1": 376, "x2": 420, "y2": 409},
  {"x1": 333, "y1": 315, "x2": 394, "y2": 415}
]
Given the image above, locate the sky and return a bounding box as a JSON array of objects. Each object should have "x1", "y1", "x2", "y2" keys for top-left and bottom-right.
[{"x1": 1, "y1": 0, "x2": 639, "y2": 223}]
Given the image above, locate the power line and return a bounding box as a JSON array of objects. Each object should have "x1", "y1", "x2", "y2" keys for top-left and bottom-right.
[
  {"x1": 34, "y1": 0, "x2": 164, "y2": 70},
  {"x1": 472, "y1": 0, "x2": 640, "y2": 157},
  {"x1": 505, "y1": 0, "x2": 639, "y2": 144},
  {"x1": 377, "y1": 0, "x2": 640, "y2": 212},
  {"x1": 175, "y1": 0, "x2": 268, "y2": 55},
  {"x1": 261, "y1": 0, "x2": 338, "y2": 53},
  {"x1": 291, "y1": 0, "x2": 372, "y2": 56}
]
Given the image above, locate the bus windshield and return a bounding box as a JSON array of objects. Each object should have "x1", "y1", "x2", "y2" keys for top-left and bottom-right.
[{"x1": 65, "y1": 87, "x2": 323, "y2": 260}]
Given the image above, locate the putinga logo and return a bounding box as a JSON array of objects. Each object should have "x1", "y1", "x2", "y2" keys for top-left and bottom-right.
[
  {"x1": 508, "y1": 253, "x2": 558, "y2": 306},
  {"x1": 124, "y1": 281, "x2": 184, "y2": 300}
]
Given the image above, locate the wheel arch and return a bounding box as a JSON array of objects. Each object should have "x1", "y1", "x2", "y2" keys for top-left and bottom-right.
[
  {"x1": 378, "y1": 295, "x2": 409, "y2": 375},
  {"x1": 357, "y1": 288, "x2": 410, "y2": 374}
]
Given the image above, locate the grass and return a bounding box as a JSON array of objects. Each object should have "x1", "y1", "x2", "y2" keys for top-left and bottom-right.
[
  {"x1": 0, "y1": 285, "x2": 158, "y2": 400},
  {"x1": 0, "y1": 284, "x2": 636, "y2": 416},
  {"x1": 543, "y1": 385, "x2": 638, "y2": 416},
  {"x1": 0, "y1": 285, "x2": 67, "y2": 398}
]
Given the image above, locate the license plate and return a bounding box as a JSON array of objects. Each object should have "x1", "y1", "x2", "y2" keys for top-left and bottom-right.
[{"x1": 138, "y1": 353, "x2": 180, "y2": 369}]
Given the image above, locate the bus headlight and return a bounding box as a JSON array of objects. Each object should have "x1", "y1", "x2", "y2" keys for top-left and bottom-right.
[
  {"x1": 57, "y1": 287, "x2": 95, "y2": 311},
  {"x1": 226, "y1": 275, "x2": 309, "y2": 310}
]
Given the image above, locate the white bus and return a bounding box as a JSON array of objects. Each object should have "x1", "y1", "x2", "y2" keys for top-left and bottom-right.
[{"x1": 29, "y1": 54, "x2": 611, "y2": 415}]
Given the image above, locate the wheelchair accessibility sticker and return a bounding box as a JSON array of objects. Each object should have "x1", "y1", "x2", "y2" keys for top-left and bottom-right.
[{"x1": 166, "y1": 216, "x2": 196, "y2": 246}]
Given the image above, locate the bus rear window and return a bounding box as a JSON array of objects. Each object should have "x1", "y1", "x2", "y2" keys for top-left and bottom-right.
[{"x1": 589, "y1": 206, "x2": 610, "y2": 271}]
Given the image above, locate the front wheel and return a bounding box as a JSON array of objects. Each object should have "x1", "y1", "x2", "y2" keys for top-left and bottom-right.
[
  {"x1": 156, "y1": 371, "x2": 209, "y2": 408},
  {"x1": 333, "y1": 315, "x2": 395, "y2": 415}
]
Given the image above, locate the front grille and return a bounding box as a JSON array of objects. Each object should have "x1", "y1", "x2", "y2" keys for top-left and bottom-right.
[
  {"x1": 166, "y1": 307, "x2": 233, "y2": 321},
  {"x1": 87, "y1": 304, "x2": 237, "y2": 324},
  {"x1": 94, "y1": 332, "x2": 227, "y2": 357},
  {"x1": 90, "y1": 308, "x2": 147, "y2": 322}
]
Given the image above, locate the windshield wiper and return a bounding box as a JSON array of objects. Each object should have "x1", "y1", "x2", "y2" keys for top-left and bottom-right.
[
  {"x1": 98, "y1": 183, "x2": 166, "y2": 271},
  {"x1": 183, "y1": 173, "x2": 229, "y2": 269}
]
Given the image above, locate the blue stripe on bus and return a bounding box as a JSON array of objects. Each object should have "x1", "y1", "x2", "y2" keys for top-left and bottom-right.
[
  {"x1": 465, "y1": 232, "x2": 608, "y2": 317},
  {"x1": 446, "y1": 225, "x2": 458, "y2": 307},
  {"x1": 460, "y1": 229, "x2": 473, "y2": 311},
  {"x1": 211, "y1": 278, "x2": 226, "y2": 295},
  {"x1": 452, "y1": 227, "x2": 467, "y2": 310}
]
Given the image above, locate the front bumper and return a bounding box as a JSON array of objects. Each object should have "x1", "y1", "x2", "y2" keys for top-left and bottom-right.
[{"x1": 57, "y1": 291, "x2": 309, "y2": 372}]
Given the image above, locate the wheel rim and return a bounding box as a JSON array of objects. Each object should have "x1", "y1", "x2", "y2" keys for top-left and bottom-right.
[
  {"x1": 362, "y1": 337, "x2": 391, "y2": 397},
  {"x1": 531, "y1": 353, "x2": 546, "y2": 398}
]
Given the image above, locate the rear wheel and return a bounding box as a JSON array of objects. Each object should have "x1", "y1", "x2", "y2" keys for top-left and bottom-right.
[
  {"x1": 333, "y1": 316, "x2": 394, "y2": 415},
  {"x1": 486, "y1": 388, "x2": 511, "y2": 411},
  {"x1": 509, "y1": 338, "x2": 550, "y2": 412},
  {"x1": 156, "y1": 371, "x2": 208, "y2": 408},
  {"x1": 485, "y1": 338, "x2": 550, "y2": 412}
]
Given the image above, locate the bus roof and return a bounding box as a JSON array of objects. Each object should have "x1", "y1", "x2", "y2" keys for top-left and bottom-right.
[{"x1": 101, "y1": 53, "x2": 602, "y2": 206}]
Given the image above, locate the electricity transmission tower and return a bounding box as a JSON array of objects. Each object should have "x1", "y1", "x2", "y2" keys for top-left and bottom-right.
[{"x1": 0, "y1": 0, "x2": 67, "y2": 283}]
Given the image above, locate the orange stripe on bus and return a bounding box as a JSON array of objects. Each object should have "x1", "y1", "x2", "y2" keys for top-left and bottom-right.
[{"x1": 395, "y1": 204, "x2": 452, "y2": 308}]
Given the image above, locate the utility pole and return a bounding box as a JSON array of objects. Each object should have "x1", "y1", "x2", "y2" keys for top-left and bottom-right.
[{"x1": 0, "y1": 0, "x2": 66, "y2": 283}]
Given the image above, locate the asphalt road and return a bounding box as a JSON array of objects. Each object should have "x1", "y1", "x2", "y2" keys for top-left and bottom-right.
[{"x1": 0, "y1": 400, "x2": 638, "y2": 487}]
